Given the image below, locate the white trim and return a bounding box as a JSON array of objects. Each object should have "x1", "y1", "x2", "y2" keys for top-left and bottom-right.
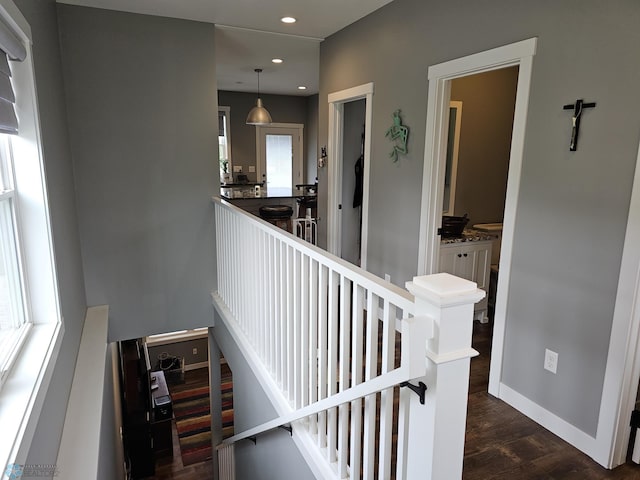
[
  {"x1": 415, "y1": 38, "x2": 537, "y2": 401},
  {"x1": 0, "y1": 322, "x2": 63, "y2": 470},
  {"x1": 219, "y1": 105, "x2": 232, "y2": 175},
  {"x1": 442, "y1": 101, "x2": 462, "y2": 216},
  {"x1": 595, "y1": 139, "x2": 640, "y2": 467},
  {"x1": 499, "y1": 383, "x2": 597, "y2": 459},
  {"x1": 327, "y1": 82, "x2": 373, "y2": 269},
  {"x1": 57, "y1": 306, "x2": 109, "y2": 480},
  {"x1": 146, "y1": 327, "x2": 208, "y2": 347},
  {"x1": 184, "y1": 361, "x2": 209, "y2": 372}
]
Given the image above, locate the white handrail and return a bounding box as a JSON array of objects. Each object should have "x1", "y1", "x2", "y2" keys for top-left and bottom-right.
[
  {"x1": 221, "y1": 367, "x2": 412, "y2": 446},
  {"x1": 220, "y1": 311, "x2": 430, "y2": 446},
  {"x1": 213, "y1": 196, "x2": 414, "y2": 312}
]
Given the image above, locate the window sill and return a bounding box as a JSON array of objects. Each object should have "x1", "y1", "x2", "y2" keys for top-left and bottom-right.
[{"x1": 0, "y1": 321, "x2": 63, "y2": 469}]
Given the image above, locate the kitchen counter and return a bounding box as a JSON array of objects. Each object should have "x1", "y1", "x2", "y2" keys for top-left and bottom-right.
[
  {"x1": 220, "y1": 186, "x2": 316, "y2": 218},
  {"x1": 220, "y1": 185, "x2": 314, "y2": 200},
  {"x1": 441, "y1": 228, "x2": 498, "y2": 244}
]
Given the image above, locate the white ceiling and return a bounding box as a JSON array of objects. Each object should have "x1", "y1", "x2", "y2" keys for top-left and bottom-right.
[{"x1": 56, "y1": 0, "x2": 394, "y2": 96}]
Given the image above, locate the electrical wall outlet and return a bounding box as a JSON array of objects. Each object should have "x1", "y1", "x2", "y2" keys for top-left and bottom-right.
[
  {"x1": 192, "y1": 347, "x2": 198, "y2": 355},
  {"x1": 248, "y1": 165, "x2": 256, "y2": 173},
  {"x1": 544, "y1": 348, "x2": 558, "y2": 374},
  {"x1": 233, "y1": 165, "x2": 242, "y2": 173}
]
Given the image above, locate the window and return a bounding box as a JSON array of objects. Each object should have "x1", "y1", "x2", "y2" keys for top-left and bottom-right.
[
  {"x1": 219, "y1": 106, "x2": 232, "y2": 182},
  {"x1": 256, "y1": 123, "x2": 303, "y2": 191},
  {"x1": 0, "y1": 0, "x2": 63, "y2": 471},
  {"x1": 0, "y1": 135, "x2": 28, "y2": 388}
]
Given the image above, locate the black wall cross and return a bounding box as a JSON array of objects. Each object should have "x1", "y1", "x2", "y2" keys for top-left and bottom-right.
[{"x1": 563, "y1": 99, "x2": 596, "y2": 151}]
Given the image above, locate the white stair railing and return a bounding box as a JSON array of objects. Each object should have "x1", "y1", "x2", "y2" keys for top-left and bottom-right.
[{"x1": 212, "y1": 197, "x2": 484, "y2": 479}]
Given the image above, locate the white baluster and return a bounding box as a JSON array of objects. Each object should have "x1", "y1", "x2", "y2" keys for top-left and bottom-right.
[
  {"x1": 301, "y1": 254, "x2": 310, "y2": 409},
  {"x1": 378, "y1": 300, "x2": 396, "y2": 479},
  {"x1": 309, "y1": 259, "x2": 319, "y2": 435},
  {"x1": 317, "y1": 264, "x2": 328, "y2": 449},
  {"x1": 350, "y1": 284, "x2": 365, "y2": 479},
  {"x1": 327, "y1": 270, "x2": 339, "y2": 463},
  {"x1": 338, "y1": 276, "x2": 352, "y2": 477},
  {"x1": 293, "y1": 250, "x2": 302, "y2": 408}
]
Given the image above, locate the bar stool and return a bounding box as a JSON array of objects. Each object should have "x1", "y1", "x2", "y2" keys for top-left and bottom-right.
[
  {"x1": 296, "y1": 196, "x2": 317, "y2": 219},
  {"x1": 259, "y1": 205, "x2": 293, "y2": 233},
  {"x1": 294, "y1": 196, "x2": 317, "y2": 244}
]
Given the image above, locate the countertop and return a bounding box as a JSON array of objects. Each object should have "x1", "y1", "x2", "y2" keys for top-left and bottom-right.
[
  {"x1": 441, "y1": 228, "x2": 498, "y2": 244},
  {"x1": 221, "y1": 186, "x2": 316, "y2": 200}
]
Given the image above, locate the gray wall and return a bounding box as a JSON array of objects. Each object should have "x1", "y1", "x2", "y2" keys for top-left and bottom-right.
[
  {"x1": 147, "y1": 337, "x2": 209, "y2": 369},
  {"x1": 10, "y1": 0, "x2": 88, "y2": 468},
  {"x1": 211, "y1": 317, "x2": 315, "y2": 479},
  {"x1": 319, "y1": 0, "x2": 640, "y2": 437},
  {"x1": 451, "y1": 67, "x2": 518, "y2": 226},
  {"x1": 218, "y1": 90, "x2": 309, "y2": 183},
  {"x1": 57, "y1": 5, "x2": 218, "y2": 342}
]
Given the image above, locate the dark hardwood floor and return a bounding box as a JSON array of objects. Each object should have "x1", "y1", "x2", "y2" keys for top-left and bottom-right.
[
  {"x1": 464, "y1": 321, "x2": 640, "y2": 479},
  {"x1": 141, "y1": 327, "x2": 640, "y2": 479}
]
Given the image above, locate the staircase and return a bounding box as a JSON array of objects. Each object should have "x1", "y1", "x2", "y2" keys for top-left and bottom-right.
[{"x1": 211, "y1": 197, "x2": 484, "y2": 479}]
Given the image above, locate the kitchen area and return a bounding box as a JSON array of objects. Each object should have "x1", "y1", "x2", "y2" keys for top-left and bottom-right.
[{"x1": 218, "y1": 89, "x2": 319, "y2": 242}]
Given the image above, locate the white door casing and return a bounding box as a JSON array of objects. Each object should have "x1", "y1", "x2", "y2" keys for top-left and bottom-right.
[
  {"x1": 417, "y1": 37, "x2": 536, "y2": 394},
  {"x1": 596, "y1": 139, "x2": 640, "y2": 468}
]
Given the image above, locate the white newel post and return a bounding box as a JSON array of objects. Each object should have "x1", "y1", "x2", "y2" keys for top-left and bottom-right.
[{"x1": 404, "y1": 273, "x2": 485, "y2": 479}]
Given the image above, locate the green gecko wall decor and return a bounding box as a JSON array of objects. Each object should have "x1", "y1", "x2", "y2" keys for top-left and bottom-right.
[{"x1": 385, "y1": 109, "x2": 409, "y2": 162}]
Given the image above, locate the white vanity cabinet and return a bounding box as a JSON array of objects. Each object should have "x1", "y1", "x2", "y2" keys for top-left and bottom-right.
[{"x1": 439, "y1": 240, "x2": 492, "y2": 322}]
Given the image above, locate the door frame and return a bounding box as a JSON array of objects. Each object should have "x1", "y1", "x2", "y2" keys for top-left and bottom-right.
[
  {"x1": 597, "y1": 139, "x2": 640, "y2": 467},
  {"x1": 327, "y1": 83, "x2": 373, "y2": 268},
  {"x1": 416, "y1": 37, "x2": 537, "y2": 392},
  {"x1": 255, "y1": 123, "x2": 304, "y2": 189}
]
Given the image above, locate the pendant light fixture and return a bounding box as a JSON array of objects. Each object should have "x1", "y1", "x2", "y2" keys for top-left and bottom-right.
[{"x1": 246, "y1": 68, "x2": 273, "y2": 125}]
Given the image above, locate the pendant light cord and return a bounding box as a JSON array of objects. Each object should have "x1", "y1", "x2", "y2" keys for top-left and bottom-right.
[{"x1": 255, "y1": 68, "x2": 262, "y2": 99}]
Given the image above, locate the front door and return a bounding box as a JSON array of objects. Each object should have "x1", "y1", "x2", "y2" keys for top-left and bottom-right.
[{"x1": 257, "y1": 124, "x2": 303, "y2": 192}]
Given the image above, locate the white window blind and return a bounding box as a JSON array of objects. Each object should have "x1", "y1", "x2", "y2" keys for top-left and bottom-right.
[{"x1": 0, "y1": 17, "x2": 26, "y2": 134}]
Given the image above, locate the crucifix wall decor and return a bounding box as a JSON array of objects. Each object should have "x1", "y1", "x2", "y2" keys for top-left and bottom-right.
[{"x1": 563, "y1": 99, "x2": 596, "y2": 151}]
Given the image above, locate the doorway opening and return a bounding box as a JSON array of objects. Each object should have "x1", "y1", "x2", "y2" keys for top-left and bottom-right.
[
  {"x1": 417, "y1": 38, "x2": 537, "y2": 400},
  {"x1": 327, "y1": 83, "x2": 373, "y2": 269},
  {"x1": 340, "y1": 99, "x2": 366, "y2": 266}
]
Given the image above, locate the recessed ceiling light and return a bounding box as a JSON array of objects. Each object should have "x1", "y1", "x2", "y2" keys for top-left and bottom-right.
[
  {"x1": 281, "y1": 16, "x2": 296, "y2": 24},
  {"x1": 272, "y1": 58, "x2": 283, "y2": 64},
  {"x1": 297, "y1": 86, "x2": 307, "y2": 90}
]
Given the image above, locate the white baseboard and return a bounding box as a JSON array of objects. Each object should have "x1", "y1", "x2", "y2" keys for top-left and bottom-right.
[
  {"x1": 499, "y1": 383, "x2": 599, "y2": 464},
  {"x1": 185, "y1": 361, "x2": 209, "y2": 372}
]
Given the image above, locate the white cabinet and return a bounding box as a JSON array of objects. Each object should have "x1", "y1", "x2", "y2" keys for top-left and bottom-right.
[{"x1": 439, "y1": 240, "x2": 492, "y2": 322}]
